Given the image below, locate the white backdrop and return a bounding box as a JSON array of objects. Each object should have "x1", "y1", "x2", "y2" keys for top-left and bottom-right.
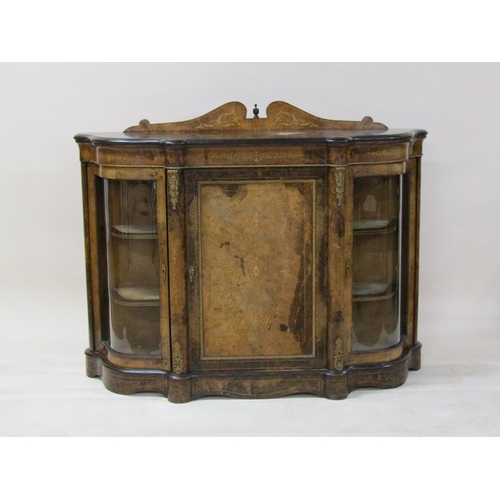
[{"x1": 1, "y1": 63, "x2": 499, "y2": 436}]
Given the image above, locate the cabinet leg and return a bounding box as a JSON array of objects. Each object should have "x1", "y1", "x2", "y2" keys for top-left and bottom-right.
[
  {"x1": 324, "y1": 372, "x2": 349, "y2": 400},
  {"x1": 167, "y1": 375, "x2": 192, "y2": 403},
  {"x1": 85, "y1": 348, "x2": 102, "y2": 378},
  {"x1": 408, "y1": 342, "x2": 422, "y2": 371}
]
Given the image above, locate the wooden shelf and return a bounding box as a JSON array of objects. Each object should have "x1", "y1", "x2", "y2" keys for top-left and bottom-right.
[
  {"x1": 352, "y1": 336, "x2": 399, "y2": 352},
  {"x1": 353, "y1": 219, "x2": 397, "y2": 236},
  {"x1": 353, "y1": 282, "x2": 395, "y2": 302},
  {"x1": 111, "y1": 225, "x2": 158, "y2": 240},
  {"x1": 112, "y1": 287, "x2": 159, "y2": 307}
]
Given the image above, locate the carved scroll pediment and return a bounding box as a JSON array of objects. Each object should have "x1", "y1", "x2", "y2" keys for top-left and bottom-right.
[{"x1": 124, "y1": 101, "x2": 387, "y2": 133}]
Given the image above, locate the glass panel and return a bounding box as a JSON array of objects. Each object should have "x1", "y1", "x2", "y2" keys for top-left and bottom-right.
[
  {"x1": 102, "y1": 179, "x2": 161, "y2": 356},
  {"x1": 352, "y1": 175, "x2": 402, "y2": 352}
]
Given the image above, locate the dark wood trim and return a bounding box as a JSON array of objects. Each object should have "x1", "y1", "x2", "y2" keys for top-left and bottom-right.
[
  {"x1": 80, "y1": 162, "x2": 95, "y2": 351},
  {"x1": 406, "y1": 159, "x2": 418, "y2": 346},
  {"x1": 85, "y1": 342, "x2": 421, "y2": 403},
  {"x1": 75, "y1": 131, "x2": 428, "y2": 148},
  {"x1": 413, "y1": 157, "x2": 422, "y2": 343}
]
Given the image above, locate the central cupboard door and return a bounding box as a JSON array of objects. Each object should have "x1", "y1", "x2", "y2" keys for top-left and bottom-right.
[{"x1": 186, "y1": 168, "x2": 328, "y2": 371}]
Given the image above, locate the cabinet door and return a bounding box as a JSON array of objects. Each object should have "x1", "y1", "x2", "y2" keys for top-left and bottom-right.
[
  {"x1": 345, "y1": 162, "x2": 412, "y2": 364},
  {"x1": 87, "y1": 165, "x2": 170, "y2": 370},
  {"x1": 186, "y1": 168, "x2": 327, "y2": 371}
]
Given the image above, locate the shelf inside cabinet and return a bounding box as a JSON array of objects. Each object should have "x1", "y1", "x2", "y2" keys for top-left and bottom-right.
[
  {"x1": 353, "y1": 219, "x2": 397, "y2": 236},
  {"x1": 112, "y1": 287, "x2": 160, "y2": 307},
  {"x1": 111, "y1": 225, "x2": 158, "y2": 240},
  {"x1": 352, "y1": 336, "x2": 400, "y2": 352},
  {"x1": 353, "y1": 282, "x2": 395, "y2": 302}
]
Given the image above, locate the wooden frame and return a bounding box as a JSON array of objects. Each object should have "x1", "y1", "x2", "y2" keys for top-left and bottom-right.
[
  {"x1": 185, "y1": 167, "x2": 328, "y2": 372},
  {"x1": 86, "y1": 164, "x2": 171, "y2": 370}
]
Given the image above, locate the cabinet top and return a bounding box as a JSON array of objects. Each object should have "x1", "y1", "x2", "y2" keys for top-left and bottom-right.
[{"x1": 74, "y1": 101, "x2": 427, "y2": 146}]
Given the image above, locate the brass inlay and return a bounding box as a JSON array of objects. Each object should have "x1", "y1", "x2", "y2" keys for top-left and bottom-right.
[
  {"x1": 97, "y1": 159, "x2": 407, "y2": 169},
  {"x1": 188, "y1": 265, "x2": 195, "y2": 283},
  {"x1": 335, "y1": 167, "x2": 346, "y2": 206},
  {"x1": 167, "y1": 170, "x2": 179, "y2": 211},
  {"x1": 172, "y1": 341, "x2": 183, "y2": 374},
  {"x1": 211, "y1": 150, "x2": 301, "y2": 163},
  {"x1": 99, "y1": 163, "x2": 328, "y2": 169},
  {"x1": 273, "y1": 111, "x2": 319, "y2": 129},
  {"x1": 194, "y1": 111, "x2": 243, "y2": 130},
  {"x1": 197, "y1": 178, "x2": 317, "y2": 361},
  {"x1": 334, "y1": 338, "x2": 344, "y2": 371}
]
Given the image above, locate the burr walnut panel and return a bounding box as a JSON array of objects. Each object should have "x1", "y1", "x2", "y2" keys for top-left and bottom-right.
[
  {"x1": 125, "y1": 101, "x2": 388, "y2": 133},
  {"x1": 184, "y1": 145, "x2": 327, "y2": 167},
  {"x1": 199, "y1": 180, "x2": 315, "y2": 360},
  {"x1": 186, "y1": 166, "x2": 328, "y2": 372}
]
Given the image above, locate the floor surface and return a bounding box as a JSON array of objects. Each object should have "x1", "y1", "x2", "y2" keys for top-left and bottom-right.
[{"x1": 1, "y1": 289, "x2": 499, "y2": 436}]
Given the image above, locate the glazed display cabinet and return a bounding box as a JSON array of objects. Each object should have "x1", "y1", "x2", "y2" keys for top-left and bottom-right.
[{"x1": 75, "y1": 102, "x2": 427, "y2": 402}]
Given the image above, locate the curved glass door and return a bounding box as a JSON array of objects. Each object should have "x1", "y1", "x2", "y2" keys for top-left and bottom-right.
[
  {"x1": 351, "y1": 175, "x2": 402, "y2": 352},
  {"x1": 101, "y1": 178, "x2": 161, "y2": 356}
]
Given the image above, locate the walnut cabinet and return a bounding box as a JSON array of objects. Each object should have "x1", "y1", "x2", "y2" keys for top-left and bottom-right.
[{"x1": 75, "y1": 101, "x2": 427, "y2": 402}]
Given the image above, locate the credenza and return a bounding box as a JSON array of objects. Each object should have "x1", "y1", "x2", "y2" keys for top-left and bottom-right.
[{"x1": 75, "y1": 101, "x2": 427, "y2": 402}]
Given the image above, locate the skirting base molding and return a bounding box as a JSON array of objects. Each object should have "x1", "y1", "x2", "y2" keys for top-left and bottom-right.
[{"x1": 85, "y1": 342, "x2": 421, "y2": 403}]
